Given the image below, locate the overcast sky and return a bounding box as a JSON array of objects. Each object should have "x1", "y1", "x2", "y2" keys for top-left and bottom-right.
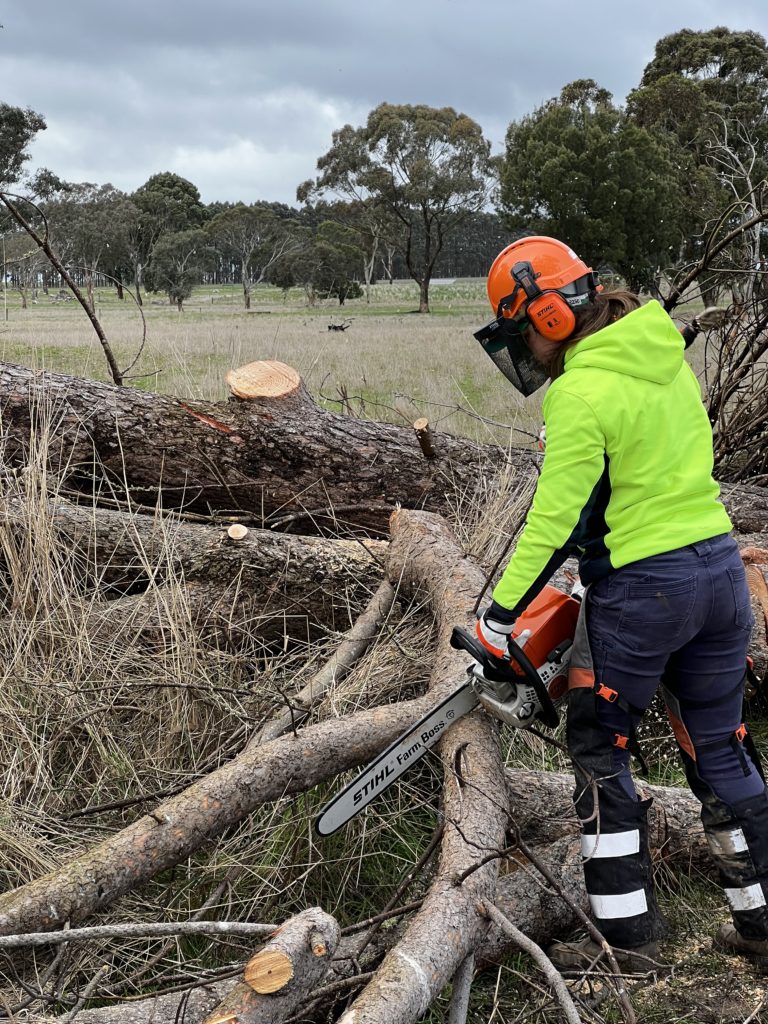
[{"x1": 2, "y1": 0, "x2": 768, "y2": 206}]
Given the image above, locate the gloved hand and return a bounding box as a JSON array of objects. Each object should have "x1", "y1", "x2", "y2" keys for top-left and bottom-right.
[
  {"x1": 475, "y1": 599, "x2": 517, "y2": 660},
  {"x1": 694, "y1": 306, "x2": 729, "y2": 331}
]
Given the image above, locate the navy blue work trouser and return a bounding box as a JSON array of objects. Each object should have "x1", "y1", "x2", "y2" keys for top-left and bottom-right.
[{"x1": 567, "y1": 534, "x2": 768, "y2": 945}]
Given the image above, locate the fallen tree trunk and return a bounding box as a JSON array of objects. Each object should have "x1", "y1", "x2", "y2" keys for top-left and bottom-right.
[
  {"x1": 18, "y1": 497, "x2": 385, "y2": 592},
  {"x1": 0, "y1": 497, "x2": 385, "y2": 644},
  {"x1": 26, "y1": 843, "x2": 587, "y2": 1024},
  {"x1": 337, "y1": 510, "x2": 509, "y2": 1024},
  {"x1": 1, "y1": 506, "x2": 745, "y2": 1020},
  {"x1": 1, "y1": 360, "x2": 766, "y2": 535},
  {"x1": 507, "y1": 768, "x2": 712, "y2": 874},
  {"x1": 0, "y1": 361, "x2": 534, "y2": 534},
  {"x1": 26, "y1": 774, "x2": 713, "y2": 1022}
]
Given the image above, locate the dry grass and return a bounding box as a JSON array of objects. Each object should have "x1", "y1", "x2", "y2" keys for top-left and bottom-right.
[
  {"x1": 0, "y1": 409, "x2": 440, "y2": 1012},
  {"x1": 1, "y1": 280, "x2": 543, "y2": 446}
]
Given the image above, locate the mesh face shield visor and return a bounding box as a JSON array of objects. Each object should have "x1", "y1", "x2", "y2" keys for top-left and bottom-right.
[
  {"x1": 473, "y1": 316, "x2": 548, "y2": 397},
  {"x1": 474, "y1": 276, "x2": 597, "y2": 396}
]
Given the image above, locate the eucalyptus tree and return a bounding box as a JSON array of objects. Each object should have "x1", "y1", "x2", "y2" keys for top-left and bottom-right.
[
  {"x1": 628, "y1": 27, "x2": 768, "y2": 302},
  {"x1": 146, "y1": 228, "x2": 211, "y2": 310},
  {"x1": 130, "y1": 172, "x2": 206, "y2": 305},
  {"x1": 206, "y1": 203, "x2": 301, "y2": 309},
  {"x1": 299, "y1": 103, "x2": 493, "y2": 312},
  {"x1": 3, "y1": 229, "x2": 46, "y2": 308},
  {"x1": 0, "y1": 103, "x2": 46, "y2": 305},
  {"x1": 499, "y1": 80, "x2": 688, "y2": 293},
  {"x1": 0, "y1": 105, "x2": 126, "y2": 382},
  {"x1": 0, "y1": 103, "x2": 45, "y2": 189},
  {"x1": 628, "y1": 27, "x2": 768, "y2": 160},
  {"x1": 45, "y1": 183, "x2": 135, "y2": 310}
]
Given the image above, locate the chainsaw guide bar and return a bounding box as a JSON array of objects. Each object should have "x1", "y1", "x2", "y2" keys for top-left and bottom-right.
[
  {"x1": 316, "y1": 592, "x2": 579, "y2": 836},
  {"x1": 315, "y1": 680, "x2": 478, "y2": 836}
]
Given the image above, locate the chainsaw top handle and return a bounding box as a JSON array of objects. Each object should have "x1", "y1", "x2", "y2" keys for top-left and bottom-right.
[
  {"x1": 449, "y1": 625, "x2": 559, "y2": 728},
  {"x1": 450, "y1": 626, "x2": 516, "y2": 681}
]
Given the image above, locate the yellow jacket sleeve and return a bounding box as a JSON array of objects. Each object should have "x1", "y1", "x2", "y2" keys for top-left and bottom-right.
[{"x1": 492, "y1": 386, "x2": 606, "y2": 613}]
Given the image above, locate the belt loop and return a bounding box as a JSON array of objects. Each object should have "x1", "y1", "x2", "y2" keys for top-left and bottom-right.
[{"x1": 692, "y1": 539, "x2": 712, "y2": 557}]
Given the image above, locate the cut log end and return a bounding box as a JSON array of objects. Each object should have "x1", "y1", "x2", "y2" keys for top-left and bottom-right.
[
  {"x1": 226, "y1": 360, "x2": 302, "y2": 400},
  {"x1": 226, "y1": 523, "x2": 249, "y2": 541},
  {"x1": 244, "y1": 948, "x2": 294, "y2": 994},
  {"x1": 742, "y1": 546, "x2": 768, "y2": 565}
]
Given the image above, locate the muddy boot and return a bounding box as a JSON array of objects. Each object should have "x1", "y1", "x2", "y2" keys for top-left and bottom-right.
[
  {"x1": 714, "y1": 923, "x2": 768, "y2": 972},
  {"x1": 547, "y1": 935, "x2": 661, "y2": 973}
]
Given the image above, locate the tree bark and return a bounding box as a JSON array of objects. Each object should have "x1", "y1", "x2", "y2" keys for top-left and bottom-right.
[
  {"x1": 338, "y1": 511, "x2": 509, "y2": 1023},
  {"x1": 2, "y1": 361, "x2": 766, "y2": 536},
  {"x1": 0, "y1": 497, "x2": 385, "y2": 644},
  {"x1": 202, "y1": 908, "x2": 340, "y2": 1024},
  {"x1": 0, "y1": 361, "x2": 535, "y2": 533},
  {"x1": 720, "y1": 483, "x2": 768, "y2": 535}
]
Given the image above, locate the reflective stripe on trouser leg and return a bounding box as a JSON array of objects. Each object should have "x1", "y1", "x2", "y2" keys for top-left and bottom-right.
[
  {"x1": 568, "y1": 698, "x2": 660, "y2": 944},
  {"x1": 579, "y1": 789, "x2": 658, "y2": 946},
  {"x1": 589, "y1": 889, "x2": 648, "y2": 920},
  {"x1": 581, "y1": 830, "x2": 640, "y2": 859},
  {"x1": 664, "y1": 687, "x2": 768, "y2": 940},
  {"x1": 703, "y1": 790, "x2": 768, "y2": 938}
]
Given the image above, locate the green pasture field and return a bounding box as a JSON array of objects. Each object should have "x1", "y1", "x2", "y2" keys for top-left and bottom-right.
[{"x1": 0, "y1": 278, "x2": 705, "y2": 450}]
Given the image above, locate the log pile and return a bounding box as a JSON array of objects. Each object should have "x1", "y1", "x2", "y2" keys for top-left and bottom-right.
[{"x1": 0, "y1": 359, "x2": 767, "y2": 1024}]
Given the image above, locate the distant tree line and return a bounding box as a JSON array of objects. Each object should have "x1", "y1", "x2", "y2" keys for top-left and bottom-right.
[{"x1": 2, "y1": 25, "x2": 768, "y2": 312}]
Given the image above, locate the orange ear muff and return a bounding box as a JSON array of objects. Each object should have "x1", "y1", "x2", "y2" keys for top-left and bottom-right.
[{"x1": 526, "y1": 292, "x2": 576, "y2": 342}]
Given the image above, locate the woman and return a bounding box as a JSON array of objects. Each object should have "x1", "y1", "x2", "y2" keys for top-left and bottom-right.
[{"x1": 473, "y1": 236, "x2": 767, "y2": 970}]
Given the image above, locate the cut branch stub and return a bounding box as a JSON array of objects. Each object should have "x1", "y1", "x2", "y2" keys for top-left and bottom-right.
[
  {"x1": 413, "y1": 417, "x2": 436, "y2": 459},
  {"x1": 202, "y1": 908, "x2": 340, "y2": 1024},
  {"x1": 226, "y1": 360, "x2": 302, "y2": 400},
  {"x1": 245, "y1": 949, "x2": 293, "y2": 993},
  {"x1": 226, "y1": 523, "x2": 249, "y2": 542}
]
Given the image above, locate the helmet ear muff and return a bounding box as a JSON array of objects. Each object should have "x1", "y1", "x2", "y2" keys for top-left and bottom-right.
[
  {"x1": 511, "y1": 259, "x2": 576, "y2": 342},
  {"x1": 526, "y1": 292, "x2": 576, "y2": 342}
]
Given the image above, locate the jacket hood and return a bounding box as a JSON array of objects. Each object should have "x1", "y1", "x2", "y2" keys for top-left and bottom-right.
[{"x1": 564, "y1": 299, "x2": 684, "y2": 384}]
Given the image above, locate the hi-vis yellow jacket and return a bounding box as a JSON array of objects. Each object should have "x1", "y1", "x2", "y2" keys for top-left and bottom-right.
[{"x1": 492, "y1": 300, "x2": 732, "y2": 613}]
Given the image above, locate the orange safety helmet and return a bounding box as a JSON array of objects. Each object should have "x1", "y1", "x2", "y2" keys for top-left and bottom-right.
[{"x1": 486, "y1": 236, "x2": 599, "y2": 342}]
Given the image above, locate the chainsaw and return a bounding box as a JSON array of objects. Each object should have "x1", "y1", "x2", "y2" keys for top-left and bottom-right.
[{"x1": 315, "y1": 585, "x2": 580, "y2": 836}]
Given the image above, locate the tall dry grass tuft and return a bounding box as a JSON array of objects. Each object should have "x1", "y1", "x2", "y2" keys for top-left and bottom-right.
[
  {"x1": 0, "y1": 418, "x2": 261, "y2": 885},
  {"x1": 0, "y1": 402, "x2": 443, "y2": 1008}
]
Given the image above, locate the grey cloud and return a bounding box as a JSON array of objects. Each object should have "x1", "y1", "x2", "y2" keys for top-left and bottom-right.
[{"x1": 1, "y1": 0, "x2": 767, "y2": 203}]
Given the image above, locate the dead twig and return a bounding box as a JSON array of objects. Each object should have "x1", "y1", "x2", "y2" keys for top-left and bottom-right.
[
  {"x1": 446, "y1": 953, "x2": 475, "y2": 1024},
  {"x1": 0, "y1": 191, "x2": 122, "y2": 384},
  {"x1": 478, "y1": 902, "x2": 583, "y2": 1024},
  {"x1": 0, "y1": 921, "x2": 276, "y2": 950},
  {"x1": 60, "y1": 964, "x2": 110, "y2": 1023}
]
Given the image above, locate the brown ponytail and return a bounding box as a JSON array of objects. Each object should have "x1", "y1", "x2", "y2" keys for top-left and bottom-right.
[{"x1": 548, "y1": 289, "x2": 642, "y2": 379}]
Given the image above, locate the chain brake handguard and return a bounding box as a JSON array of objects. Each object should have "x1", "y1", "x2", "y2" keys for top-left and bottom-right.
[{"x1": 450, "y1": 625, "x2": 559, "y2": 729}]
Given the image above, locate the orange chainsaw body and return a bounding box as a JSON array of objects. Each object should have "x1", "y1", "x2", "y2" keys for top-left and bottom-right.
[{"x1": 511, "y1": 584, "x2": 581, "y2": 675}]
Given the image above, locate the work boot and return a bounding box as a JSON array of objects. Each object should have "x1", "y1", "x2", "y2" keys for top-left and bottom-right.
[
  {"x1": 547, "y1": 935, "x2": 660, "y2": 973},
  {"x1": 714, "y1": 923, "x2": 768, "y2": 972}
]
